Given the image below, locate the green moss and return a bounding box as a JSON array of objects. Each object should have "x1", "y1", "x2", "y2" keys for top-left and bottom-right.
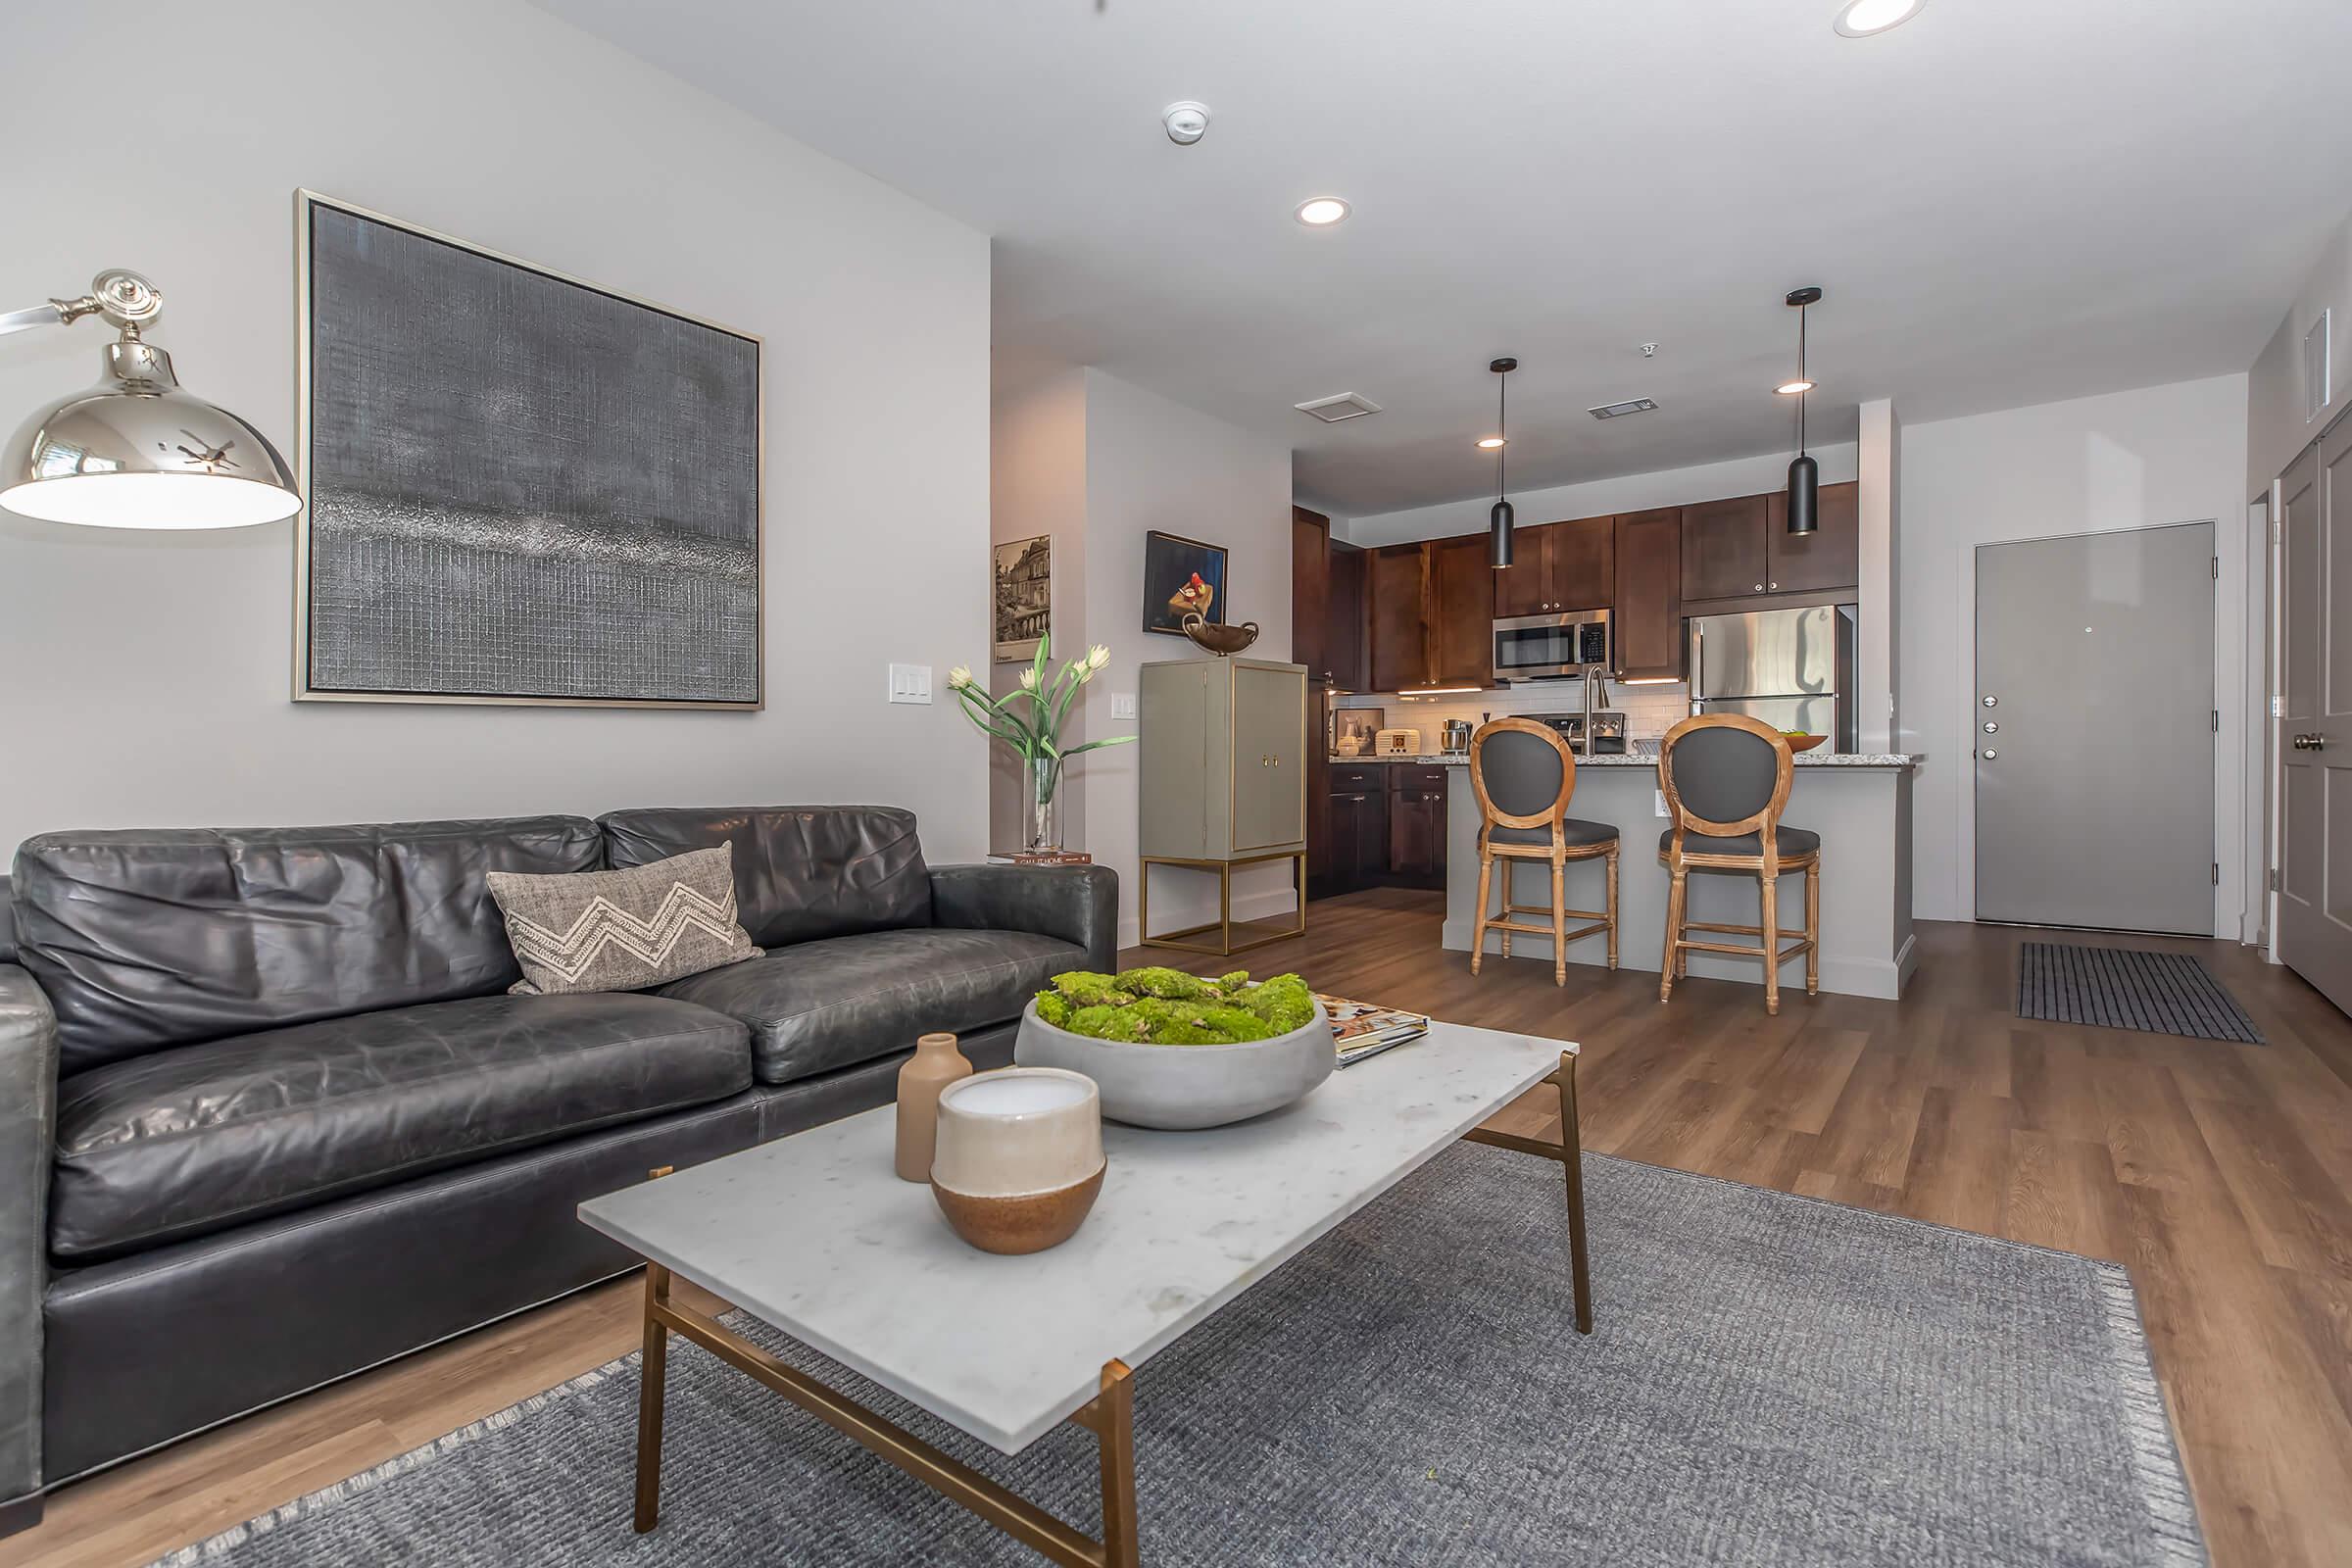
[
  {"x1": 1114, "y1": 965, "x2": 1215, "y2": 1000},
  {"x1": 1033, "y1": 968, "x2": 1316, "y2": 1045}
]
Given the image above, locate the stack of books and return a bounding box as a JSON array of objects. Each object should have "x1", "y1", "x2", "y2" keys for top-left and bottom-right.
[
  {"x1": 985, "y1": 850, "x2": 1095, "y2": 866},
  {"x1": 1314, "y1": 993, "x2": 1430, "y2": 1068}
]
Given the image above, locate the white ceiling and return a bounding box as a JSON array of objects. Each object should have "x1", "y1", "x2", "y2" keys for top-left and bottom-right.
[{"x1": 540, "y1": 0, "x2": 2352, "y2": 516}]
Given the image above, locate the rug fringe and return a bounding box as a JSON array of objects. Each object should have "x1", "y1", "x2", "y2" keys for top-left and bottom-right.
[
  {"x1": 2089, "y1": 1261, "x2": 2208, "y2": 1566},
  {"x1": 142, "y1": 1359, "x2": 635, "y2": 1568}
]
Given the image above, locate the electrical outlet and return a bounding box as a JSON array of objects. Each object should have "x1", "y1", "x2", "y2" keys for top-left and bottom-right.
[
  {"x1": 1111, "y1": 692, "x2": 1138, "y2": 721},
  {"x1": 886, "y1": 663, "x2": 932, "y2": 705},
  {"x1": 1654, "y1": 789, "x2": 1670, "y2": 818}
]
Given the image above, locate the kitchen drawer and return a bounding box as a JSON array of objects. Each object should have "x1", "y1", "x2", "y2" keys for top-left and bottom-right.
[
  {"x1": 1387, "y1": 764, "x2": 1450, "y2": 792},
  {"x1": 1329, "y1": 763, "x2": 1385, "y2": 794}
]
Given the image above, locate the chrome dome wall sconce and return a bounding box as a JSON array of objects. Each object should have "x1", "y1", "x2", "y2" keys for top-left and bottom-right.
[{"x1": 1, "y1": 270, "x2": 299, "y2": 529}]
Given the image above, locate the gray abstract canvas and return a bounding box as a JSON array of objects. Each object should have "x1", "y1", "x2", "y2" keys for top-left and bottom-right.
[{"x1": 300, "y1": 198, "x2": 760, "y2": 706}]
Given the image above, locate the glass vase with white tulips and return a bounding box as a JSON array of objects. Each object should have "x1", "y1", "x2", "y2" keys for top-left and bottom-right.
[{"x1": 948, "y1": 637, "x2": 1132, "y2": 854}]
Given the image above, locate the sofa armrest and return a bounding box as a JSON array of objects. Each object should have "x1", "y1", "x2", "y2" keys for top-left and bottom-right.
[
  {"x1": 0, "y1": 965, "x2": 55, "y2": 1503},
  {"x1": 928, "y1": 864, "x2": 1118, "y2": 973},
  {"x1": 0, "y1": 874, "x2": 17, "y2": 966}
]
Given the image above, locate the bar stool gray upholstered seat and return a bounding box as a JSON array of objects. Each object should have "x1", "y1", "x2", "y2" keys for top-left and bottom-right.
[
  {"x1": 1468, "y1": 717, "x2": 1619, "y2": 986},
  {"x1": 1656, "y1": 712, "x2": 1820, "y2": 1014}
]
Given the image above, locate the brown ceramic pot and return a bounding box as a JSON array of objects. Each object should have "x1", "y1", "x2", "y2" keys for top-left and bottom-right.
[
  {"x1": 929, "y1": 1067, "x2": 1105, "y2": 1254},
  {"x1": 894, "y1": 1031, "x2": 973, "y2": 1183}
]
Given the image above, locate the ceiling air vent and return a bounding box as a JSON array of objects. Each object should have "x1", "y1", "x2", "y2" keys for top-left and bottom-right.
[
  {"x1": 1294, "y1": 392, "x2": 1383, "y2": 423},
  {"x1": 1589, "y1": 398, "x2": 1659, "y2": 420}
]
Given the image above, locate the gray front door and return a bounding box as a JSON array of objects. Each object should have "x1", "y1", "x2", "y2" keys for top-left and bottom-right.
[
  {"x1": 2278, "y1": 418, "x2": 2352, "y2": 1014},
  {"x1": 1975, "y1": 522, "x2": 2215, "y2": 933}
]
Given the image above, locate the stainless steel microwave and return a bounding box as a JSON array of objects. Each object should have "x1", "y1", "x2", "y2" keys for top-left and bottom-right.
[{"x1": 1493, "y1": 609, "x2": 1612, "y2": 683}]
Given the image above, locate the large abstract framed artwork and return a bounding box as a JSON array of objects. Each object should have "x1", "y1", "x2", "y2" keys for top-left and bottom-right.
[{"x1": 294, "y1": 191, "x2": 762, "y2": 708}]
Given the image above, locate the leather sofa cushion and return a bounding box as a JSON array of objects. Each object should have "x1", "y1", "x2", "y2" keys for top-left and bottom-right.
[
  {"x1": 1658, "y1": 825, "x2": 1822, "y2": 858},
  {"x1": 599, "y1": 807, "x2": 930, "y2": 950},
  {"x1": 49, "y1": 993, "x2": 750, "y2": 1261},
  {"x1": 659, "y1": 927, "x2": 1080, "y2": 1086},
  {"x1": 13, "y1": 817, "x2": 604, "y2": 1074}
]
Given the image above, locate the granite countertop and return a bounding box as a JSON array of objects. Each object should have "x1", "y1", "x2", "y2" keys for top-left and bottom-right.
[{"x1": 1334, "y1": 751, "x2": 1925, "y2": 769}]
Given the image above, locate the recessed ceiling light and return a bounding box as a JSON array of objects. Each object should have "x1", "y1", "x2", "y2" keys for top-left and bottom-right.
[
  {"x1": 1776, "y1": 379, "x2": 1816, "y2": 396},
  {"x1": 1296, "y1": 197, "x2": 1350, "y2": 226},
  {"x1": 1834, "y1": 0, "x2": 1923, "y2": 37},
  {"x1": 1476, "y1": 436, "x2": 1506, "y2": 449}
]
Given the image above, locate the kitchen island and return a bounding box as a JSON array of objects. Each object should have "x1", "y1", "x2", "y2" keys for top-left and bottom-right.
[{"x1": 1393, "y1": 751, "x2": 1925, "y2": 1001}]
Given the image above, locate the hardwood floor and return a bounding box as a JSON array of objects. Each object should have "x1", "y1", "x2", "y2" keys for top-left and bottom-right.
[{"x1": 11, "y1": 893, "x2": 2350, "y2": 1567}]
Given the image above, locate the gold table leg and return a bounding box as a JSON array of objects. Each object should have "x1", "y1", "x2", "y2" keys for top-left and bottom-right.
[
  {"x1": 628, "y1": 1262, "x2": 1142, "y2": 1565},
  {"x1": 1461, "y1": 1050, "x2": 1594, "y2": 1334}
]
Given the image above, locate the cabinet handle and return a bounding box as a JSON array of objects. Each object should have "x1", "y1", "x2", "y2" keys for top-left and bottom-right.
[
  {"x1": 1769, "y1": 581, "x2": 1778, "y2": 590},
  {"x1": 1753, "y1": 583, "x2": 1765, "y2": 593}
]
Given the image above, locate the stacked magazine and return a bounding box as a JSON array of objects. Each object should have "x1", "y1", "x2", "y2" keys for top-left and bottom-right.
[{"x1": 1315, "y1": 993, "x2": 1430, "y2": 1068}]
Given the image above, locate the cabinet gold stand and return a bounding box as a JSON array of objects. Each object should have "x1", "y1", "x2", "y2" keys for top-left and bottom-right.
[{"x1": 1138, "y1": 850, "x2": 1307, "y2": 956}]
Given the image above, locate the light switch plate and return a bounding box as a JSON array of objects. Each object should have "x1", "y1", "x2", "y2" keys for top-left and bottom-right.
[
  {"x1": 1654, "y1": 789, "x2": 1670, "y2": 818},
  {"x1": 1110, "y1": 692, "x2": 1138, "y2": 721},
  {"x1": 887, "y1": 663, "x2": 933, "y2": 705}
]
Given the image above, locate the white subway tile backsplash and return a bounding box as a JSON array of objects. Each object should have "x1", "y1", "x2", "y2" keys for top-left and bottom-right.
[{"x1": 1333, "y1": 681, "x2": 1691, "y2": 742}]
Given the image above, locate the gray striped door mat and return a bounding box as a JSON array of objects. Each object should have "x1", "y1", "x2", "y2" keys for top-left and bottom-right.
[{"x1": 2018, "y1": 942, "x2": 2264, "y2": 1044}]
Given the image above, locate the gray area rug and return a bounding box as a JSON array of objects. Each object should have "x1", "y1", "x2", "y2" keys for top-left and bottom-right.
[
  {"x1": 152, "y1": 1148, "x2": 2203, "y2": 1567},
  {"x1": 2019, "y1": 941, "x2": 2263, "y2": 1044}
]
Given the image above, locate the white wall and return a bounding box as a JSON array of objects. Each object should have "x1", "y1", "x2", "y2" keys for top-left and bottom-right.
[
  {"x1": 988, "y1": 366, "x2": 1091, "y2": 853},
  {"x1": 1076, "y1": 371, "x2": 1295, "y2": 949},
  {"x1": 0, "y1": 0, "x2": 992, "y2": 862},
  {"x1": 2246, "y1": 209, "x2": 2352, "y2": 498},
  {"x1": 1346, "y1": 443, "x2": 1860, "y2": 547},
  {"x1": 1897, "y1": 374, "x2": 2251, "y2": 933}
]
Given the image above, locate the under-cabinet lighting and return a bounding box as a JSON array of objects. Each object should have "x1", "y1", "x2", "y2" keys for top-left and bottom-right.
[
  {"x1": 1618, "y1": 676, "x2": 1681, "y2": 685},
  {"x1": 1397, "y1": 685, "x2": 1483, "y2": 697}
]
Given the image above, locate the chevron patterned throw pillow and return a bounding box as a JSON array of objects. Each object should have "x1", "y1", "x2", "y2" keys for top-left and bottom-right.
[{"x1": 486, "y1": 844, "x2": 760, "y2": 997}]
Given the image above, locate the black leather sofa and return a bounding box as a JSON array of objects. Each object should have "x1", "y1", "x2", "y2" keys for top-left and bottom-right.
[{"x1": 0, "y1": 806, "x2": 1114, "y2": 1527}]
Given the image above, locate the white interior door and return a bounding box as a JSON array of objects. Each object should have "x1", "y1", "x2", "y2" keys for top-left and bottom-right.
[
  {"x1": 1975, "y1": 522, "x2": 2215, "y2": 933},
  {"x1": 2278, "y1": 420, "x2": 2352, "y2": 1014}
]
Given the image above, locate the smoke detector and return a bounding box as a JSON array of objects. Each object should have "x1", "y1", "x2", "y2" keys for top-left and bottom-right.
[
  {"x1": 1162, "y1": 101, "x2": 1210, "y2": 145},
  {"x1": 1589, "y1": 398, "x2": 1660, "y2": 420},
  {"x1": 1294, "y1": 392, "x2": 1383, "y2": 423}
]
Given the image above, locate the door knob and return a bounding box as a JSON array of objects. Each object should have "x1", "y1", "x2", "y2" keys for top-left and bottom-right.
[
  {"x1": 1982, "y1": 748, "x2": 1998, "y2": 760},
  {"x1": 1982, "y1": 695, "x2": 1997, "y2": 708},
  {"x1": 2294, "y1": 733, "x2": 2328, "y2": 751}
]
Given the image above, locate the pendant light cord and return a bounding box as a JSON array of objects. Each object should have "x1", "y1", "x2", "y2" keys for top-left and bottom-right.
[
  {"x1": 1496, "y1": 368, "x2": 1508, "y2": 500},
  {"x1": 1795, "y1": 303, "x2": 1808, "y2": 457}
]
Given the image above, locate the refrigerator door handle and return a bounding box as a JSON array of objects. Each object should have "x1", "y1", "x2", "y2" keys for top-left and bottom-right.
[{"x1": 1690, "y1": 625, "x2": 1703, "y2": 712}]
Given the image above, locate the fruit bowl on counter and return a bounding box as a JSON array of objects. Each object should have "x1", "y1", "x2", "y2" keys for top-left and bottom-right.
[{"x1": 1013, "y1": 968, "x2": 1335, "y2": 1130}]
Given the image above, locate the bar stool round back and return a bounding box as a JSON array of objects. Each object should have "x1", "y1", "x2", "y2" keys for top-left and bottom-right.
[
  {"x1": 1656, "y1": 713, "x2": 1820, "y2": 1014},
  {"x1": 1468, "y1": 718, "x2": 1619, "y2": 986}
]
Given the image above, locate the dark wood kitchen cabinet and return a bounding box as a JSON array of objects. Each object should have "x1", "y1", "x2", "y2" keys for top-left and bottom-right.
[
  {"x1": 1681, "y1": 494, "x2": 1772, "y2": 602},
  {"x1": 1425, "y1": 533, "x2": 1494, "y2": 686},
  {"x1": 1321, "y1": 763, "x2": 1390, "y2": 896},
  {"x1": 1386, "y1": 764, "x2": 1448, "y2": 887},
  {"x1": 1494, "y1": 515, "x2": 1614, "y2": 618},
  {"x1": 1767, "y1": 481, "x2": 1860, "y2": 595},
  {"x1": 1304, "y1": 675, "x2": 1333, "y2": 893},
  {"x1": 1367, "y1": 544, "x2": 1428, "y2": 693},
  {"x1": 1292, "y1": 507, "x2": 1330, "y2": 675},
  {"x1": 1327, "y1": 540, "x2": 1368, "y2": 691},
  {"x1": 1366, "y1": 535, "x2": 1493, "y2": 692},
  {"x1": 1613, "y1": 507, "x2": 1685, "y2": 682}
]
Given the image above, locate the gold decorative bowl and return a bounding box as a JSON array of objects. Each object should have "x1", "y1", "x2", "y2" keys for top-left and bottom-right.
[
  {"x1": 1784, "y1": 733, "x2": 1828, "y2": 754},
  {"x1": 1180, "y1": 614, "x2": 1259, "y2": 657}
]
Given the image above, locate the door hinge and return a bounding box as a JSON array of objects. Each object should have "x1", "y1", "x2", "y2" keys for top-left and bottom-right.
[
  {"x1": 2273, "y1": 694, "x2": 2284, "y2": 717},
  {"x1": 2212, "y1": 861, "x2": 2220, "y2": 885},
  {"x1": 2269, "y1": 867, "x2": 2280, "y2": 892}
]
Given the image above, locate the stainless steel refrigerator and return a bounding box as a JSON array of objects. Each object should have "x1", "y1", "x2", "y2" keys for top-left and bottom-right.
[{"x1": 1685, "y1": 605, "x2": 1855, "y2": 751}]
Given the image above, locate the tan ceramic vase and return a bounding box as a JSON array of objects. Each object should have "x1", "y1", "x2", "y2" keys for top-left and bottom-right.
[{"x1": 895, "y1": 1032, "x2": 974, "y2": 1182}]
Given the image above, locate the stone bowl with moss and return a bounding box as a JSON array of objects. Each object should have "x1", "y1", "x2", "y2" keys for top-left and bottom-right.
[{"x1": 1011, "y1": 967, "x2": 1334, "y2": 1130}]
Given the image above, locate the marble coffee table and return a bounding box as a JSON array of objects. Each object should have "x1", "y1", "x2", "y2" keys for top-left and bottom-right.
[{"x1": 578, "y1": 1022, "x2": 1591, "y2": 1568}]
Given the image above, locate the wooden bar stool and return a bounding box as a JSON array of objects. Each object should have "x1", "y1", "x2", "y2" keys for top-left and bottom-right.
[
  {"x1": 1468, "y1": 717, "x2": 1619, "y2": 986},
  {"x1": 1656, "y1": 713, "x2": 1820, "y2": 1014}
]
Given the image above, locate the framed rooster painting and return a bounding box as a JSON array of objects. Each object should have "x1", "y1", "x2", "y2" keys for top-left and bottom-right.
[{"x1": 1141, "y1": 530, "x2": 1228, "y2": 636}]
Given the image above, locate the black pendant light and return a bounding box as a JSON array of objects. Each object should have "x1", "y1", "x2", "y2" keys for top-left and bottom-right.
[
  {"x1": 1488, "y1": 357, "x2": 1517, "y2": 568},
  {"x1": 1784, "y1": 287, "x2": 1822, "y2": 535}
]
